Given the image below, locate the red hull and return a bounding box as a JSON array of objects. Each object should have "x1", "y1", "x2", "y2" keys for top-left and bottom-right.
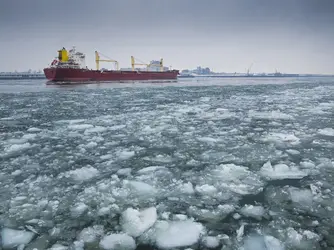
[{"x1": 44, "y1": 68, "x2": 179, "y2": 82}]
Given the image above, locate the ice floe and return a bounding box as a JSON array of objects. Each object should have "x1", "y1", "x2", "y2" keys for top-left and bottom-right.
[
  {"x1": 240, "y1": 205, "x2": 266, "y2": 220},
  {"x1": 1, "y1": 228, "x2": 35, "y2": 248},
  {"x1": 318, "y1": 128, "x2": 334, "y2": 137},
  {"x1": 99, "y1": 233, "x2": 135, "y2": 250},
  {"x1": 121, "y1": 207, "x2": 157, "y2": 237},
  {"x1": 260, "y1": 161, "x2": 308, "y2": 180},
  {"x1": 155, "y1": 220, "x2": 204, "y2": 249}
]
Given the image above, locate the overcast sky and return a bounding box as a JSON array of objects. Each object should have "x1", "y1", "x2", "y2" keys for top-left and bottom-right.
[{"x1": 1, "y1": 0, "x2": 334, "y2": 74}]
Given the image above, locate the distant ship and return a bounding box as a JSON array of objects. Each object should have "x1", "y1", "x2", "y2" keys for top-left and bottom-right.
[
  {"x1": 0, "y1": 70, "x2": 45, "y2": 80},
  {"x1": 44, "y1": 47, "x2": 179, "y2": 83}
]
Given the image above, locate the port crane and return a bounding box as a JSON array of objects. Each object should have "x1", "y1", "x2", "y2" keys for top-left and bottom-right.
[
  {"x1": 95, "y1": 51, "x2": 119, "y2": 70},
  {"x1": 246, "y1": 63, "x2": 254, "y2": 76},
  {"x1": 131, "y1": 56, "x2": 164, "y2": 72}
]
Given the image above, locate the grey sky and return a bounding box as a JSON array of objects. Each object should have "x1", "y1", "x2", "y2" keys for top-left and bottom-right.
[{"x1": 1, "y1": 0, "x2": 334, "y2": 74}]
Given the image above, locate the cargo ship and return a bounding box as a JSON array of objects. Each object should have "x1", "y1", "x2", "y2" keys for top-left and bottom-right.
[{"x1": 43, "y1": 47, "x2": 179, "y2": 82}]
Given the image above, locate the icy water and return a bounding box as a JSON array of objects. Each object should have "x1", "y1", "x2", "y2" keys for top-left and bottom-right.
[{"x1": 0, "y1": 77, "x2": 334, "y2": 250}]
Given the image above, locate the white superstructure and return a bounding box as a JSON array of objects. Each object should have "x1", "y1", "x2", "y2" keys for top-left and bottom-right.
[
  {"x1": 68, "y1": 47, "x2": 86, "y2": 68},
  {"x1": 50, "y1": 46, "x2": 87, "y2": 69}
]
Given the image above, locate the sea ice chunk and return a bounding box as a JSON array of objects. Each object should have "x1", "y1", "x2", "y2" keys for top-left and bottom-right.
[
  {"x1": 78, "y1": 225, "x2": 104, "y2": 243},
  {"x1": 260, "y1": 161, "x2": 307, "y2": 180},
  {"x1": 300, "y1": 161, "x2": 316, "y2": 169},
  {"x1": 124, "y1": 180, "x2": 156, "y2": 196},
  {"x1": 243, "y1": 235, "x2": 284, "y2": 250},
  {"x1": 99, "y1": 233, "x2": 135, "y2": 250},
  {"x1": 68, "y1": 124, "x2": 94, "y2": 130},
  {"x1": 137, "y1": 166, "x2": 166, "y2": 174},
  {"x1": 155, "y1": 220, "x2": 204, "y2": 249},
  {"x1": 5, "y1": 143, "x2": 31, "y2": 154},
  {"x1": 248, "y1": 110, "x2": 294, "y2": 120},
  {"x1": 289, "y1": 187, "x2": 313, "y2": 207},
  {"x1": 85, "y1": 142, "x2": 98, "y2": 149},
  {"x1": 318, "y1": 128, "x2": 334, "y2": 137},
  {"x1": 11, "y1": 170, "x2": 23, "y2": 176},
  {"x1": 117, "y1": 168, "x2": 132, "y2": 176},
  {"x1": 286, "y1": 149, "x2": 300, "y2": 155},
  {"x1": 202, "y1": 236, "x2": 220, "y2": 248},
  {"x1": 84, "y1": 126, "x2": 107, "y2": 134},
  {"x1": 66, "y1": 166, "x2": 99, "y2": 181},
  {"x1": 264, "y1": 235, "x2": 284, "y2": 250},
  {"x1": 48, "y1": 244, "x2": 68, "y2": 250},
  {"x1": 27, "y1": 127, "x2": 42, "y2": 132},
  {"x1": 178, "y1": 182, "x2": 195, "y2": 194},
  {"x1": 240, "y1": 205, "x2": 265, "y2": 220},
  {"x1": 70, "y1": 203, "x2": 88, "y2": 218},
  {"x1": 195, "y1": 184, "x2": 217, "y2": 196},
  {"x1": 117, "y1": 150, "x2": 135, "y2": 160},
  {"x1": 121, "y1": 207, "x2": 157, "y2": 237},
  {"x1": 197, "y1": 137, "x2": 220, "y2": 144},
  {"x1": 262, "y1": 132, "x2": 300, "y2": 145},
  {"x1": 1, "y1": 228, "x2": 35, "y2": 248},
  {"x1": 210, "y1": 163, "x2": 264, "y2": 195}
]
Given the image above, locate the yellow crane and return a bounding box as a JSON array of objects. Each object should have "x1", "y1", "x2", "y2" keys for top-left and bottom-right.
[
  {"x1": 95, "y1": 51, "x2": 119, "y2": 70},
  {"x1": 131, "y1": 56, "x2": 149, "y2": 71},
  {"x1": 131, "y1": 56, "x2": 164, "y2": 72}
]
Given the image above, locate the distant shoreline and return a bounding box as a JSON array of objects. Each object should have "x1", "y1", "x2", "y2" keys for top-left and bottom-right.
[
  {"x1": 178, "y1": 74, "x2": 334, "y2": 78},
  {"x1": 1, "y1": 71, "x2": 333, "y2": 81}
]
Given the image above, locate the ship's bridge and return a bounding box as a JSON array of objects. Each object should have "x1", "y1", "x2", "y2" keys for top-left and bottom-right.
[
  {"x1": 68, "y1": 47, "x2": 86, "y2": 68},
  {"x1": 54, "y1": 47, "x2": 87, "y2": 69},
  {"x1": 147, "y1": 60, "x2": 169, "y2": 72}
]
